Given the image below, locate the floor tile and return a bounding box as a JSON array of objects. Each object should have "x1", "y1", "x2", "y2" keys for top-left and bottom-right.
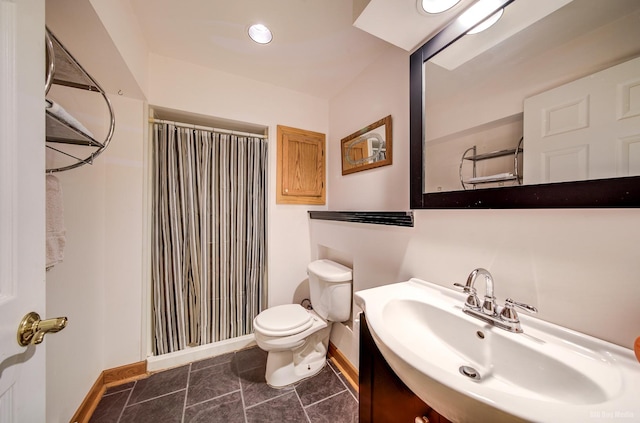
[
  {"x1": 128, "y1": 365, "x2": 189, "y2": 405},
  {"x1": 119, "y1": 390, "x2": 185, "y2": 423},
  {"x1": 104, "y1": 381, "x2": 135, "y2": 396},
  {"x1": 89, "y1": 346, "x2": 360, "y2": 423},
  {"x1": 240, "y1": 364, "x2": 294, "y2": 407},
  {"x1": 191, "y1": 351, "x2": 235, "y2": 372},
  {"x1": 328, "y1": 362, "x2": 358, "y2": 400},
  {"x1": 88, "y1": 390, "x2": 129, "y2": 423},
  {"x1": 233, "y1": 346, "x2": 268, "y2": 374},
  {"x1": 296, "y1": 364, "x2": 346, "y2": 406},
  {"x1": 187, "y1": 361, "x2": 240, "y2": 406},
  {"x1": 305, "y1": 390, "x2": 358, "y2": 423},
  {"x1": 184, "y1": 391, "x2": 245, "y2": 423},
  {"x1": 245, "y1": 391, "x2": 308, "y2": 423}
]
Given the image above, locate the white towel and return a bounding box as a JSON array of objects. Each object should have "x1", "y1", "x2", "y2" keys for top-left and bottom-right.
[
  {"x1": 45, "y1": 99, "x2": 94, "y2": 139},
  {"x1": 46, "y1": 175, "x2": 66, "y2": 270},
  {"x1": 466, "y1": 172, "x2": 515, "y2": 183}
]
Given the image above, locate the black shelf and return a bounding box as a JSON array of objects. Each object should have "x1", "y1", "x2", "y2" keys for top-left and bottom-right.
[{"x1": 308, "y1": 211, "x2": 414, "y2": 227}]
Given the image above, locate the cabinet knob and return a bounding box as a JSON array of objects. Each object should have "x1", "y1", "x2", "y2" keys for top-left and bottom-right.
[{"x1": 414, "y1": 417, "x2": 429, "y2": 423}]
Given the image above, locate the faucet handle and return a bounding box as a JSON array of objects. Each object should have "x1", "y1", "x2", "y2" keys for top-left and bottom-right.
[
  {"x1": 453, "y1": 283, "x2": 480, "y2": 309},
  {"x1": 453, "y1": 282, "x2": 470, "y2": 292},
  {"x1": 500, "y1": 298, "x2": 537, "y2": 323},
  {"x1": 506, "y1": 298, "x2": 538, "y2": 314}
]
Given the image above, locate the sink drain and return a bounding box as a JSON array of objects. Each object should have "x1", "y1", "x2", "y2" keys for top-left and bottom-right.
[{"x1": 459, "y1": 365, "x2": 481, "y2": 380}]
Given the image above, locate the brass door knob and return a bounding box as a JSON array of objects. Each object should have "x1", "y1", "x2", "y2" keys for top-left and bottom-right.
[{"x1": 17, "y1": 311, "x2": 67, "y2": 346}]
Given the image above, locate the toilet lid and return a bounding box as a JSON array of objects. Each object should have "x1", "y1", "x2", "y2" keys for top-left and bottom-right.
[{"x1": 254, "y1": 304, "x2": 313, "y2": 336}]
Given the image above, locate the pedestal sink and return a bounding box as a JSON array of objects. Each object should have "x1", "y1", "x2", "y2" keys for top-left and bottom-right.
[{"x1": 355, "y1": 278, "x2": 640, "y2": 422}]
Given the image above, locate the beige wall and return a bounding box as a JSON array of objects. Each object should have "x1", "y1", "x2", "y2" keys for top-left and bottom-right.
[
  {"x1": 46, "y1": 94, "x2": 145, "y2": 422},
  {"x1": 89, "y1": 0, "x2": 150, "y2": 96},
  {"x1": 147, "y1": 53, "x2": 330, "y2": 309},
  {"x1": 324, "y1": 43, "x2": 640, "y2": 368},
  {"x1": 328, "y1": 45, "x2": 410, "y2": 210}
]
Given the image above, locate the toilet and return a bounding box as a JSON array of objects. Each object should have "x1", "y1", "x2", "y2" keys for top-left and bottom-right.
[{"x1": 253, "y1": 259, "x2": 353, "y2": 387}]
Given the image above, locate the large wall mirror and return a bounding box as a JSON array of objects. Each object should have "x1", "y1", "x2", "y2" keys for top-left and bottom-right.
[{"x1": 410, "y1": 0, "x2": 640, "y2": 208}]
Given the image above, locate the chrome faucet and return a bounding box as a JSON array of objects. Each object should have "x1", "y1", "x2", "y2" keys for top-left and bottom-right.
[
  {"x1": 454, "y1": 268, "x2": 538, "y2": 333},
  {"x1": 469, "y1": 268, "x2": 496, "y2": 315}
]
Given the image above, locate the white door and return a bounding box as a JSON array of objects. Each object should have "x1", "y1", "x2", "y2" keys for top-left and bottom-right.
[
  {"x1": 523, "y1": 56, "x2": 640, "y2": 184},
  {"x1": 0, "y1": 0, "x2": 47, "y2": 421}
]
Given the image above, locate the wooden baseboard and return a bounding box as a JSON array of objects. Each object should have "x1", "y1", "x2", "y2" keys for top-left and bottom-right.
[
  {"x1": 70, "y1": 361, "x2": 147, "y2": 423},
  {"x1": 328, "y1": 342, "x2": 359, "y2": 393},
  {"x1": 69, "y1": 372, "x2": 104, "y2": 423},
  {"x1": 103, "y1": 361, "x2": 147, "y2": 386}
]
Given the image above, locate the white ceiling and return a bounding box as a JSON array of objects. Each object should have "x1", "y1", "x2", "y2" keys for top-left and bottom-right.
[
  {"x1": 128, "y1": 0, "x2": 471, "y2": 99},
  {"x1": 129, "y1": 0, "x2": 390, "y2": 99}
]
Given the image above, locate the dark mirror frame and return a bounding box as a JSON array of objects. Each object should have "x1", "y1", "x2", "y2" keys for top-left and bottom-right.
[{"x1": 409, "y1": 0, "x2": 640, "y2": 209}]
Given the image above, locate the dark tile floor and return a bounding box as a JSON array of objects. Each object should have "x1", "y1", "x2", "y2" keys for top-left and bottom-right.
[{"x1": 89, "y1": 346, "x2": 358, "y2": 423}]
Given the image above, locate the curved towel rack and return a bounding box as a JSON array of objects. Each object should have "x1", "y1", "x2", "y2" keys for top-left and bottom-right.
[{"x1": 45, "y1": 27, "x2": 115, "y2": 173}]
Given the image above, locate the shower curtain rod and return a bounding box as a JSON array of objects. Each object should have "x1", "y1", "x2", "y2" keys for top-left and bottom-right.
[{"x1": 149, "y1": 118, "x2": 268, "y2": 139}]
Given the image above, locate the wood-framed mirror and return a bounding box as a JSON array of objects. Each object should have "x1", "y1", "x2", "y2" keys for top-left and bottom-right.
[
  {"x1": 342, "y1": 115, "x2": 392, "y2": 175},
  {"x1": 409, "y1": 0, "x2": 640, "y2": 208}
]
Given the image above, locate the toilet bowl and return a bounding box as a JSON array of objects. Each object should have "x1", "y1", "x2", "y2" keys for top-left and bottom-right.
[{"x1": 253, "y1": 259, "x2": 352, "y2": 387}]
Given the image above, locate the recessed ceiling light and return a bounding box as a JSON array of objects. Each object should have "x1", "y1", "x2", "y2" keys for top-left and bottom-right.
[
  {"x1": 248, "y1": 24, "x2": 273, "y2": 44},
  {"x1": 420, "y1": 0, "x2": 462, "y2": 14}
]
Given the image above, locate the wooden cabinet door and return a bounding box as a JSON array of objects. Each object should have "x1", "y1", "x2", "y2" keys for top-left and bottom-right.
[{"x1": 276, "y1": 125, "x2": 325, "y2": 204}]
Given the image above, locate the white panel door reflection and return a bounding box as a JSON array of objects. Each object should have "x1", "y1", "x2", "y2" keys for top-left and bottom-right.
[{"x1": 524, "y1": 56, "x2": 640, "y2": 184}]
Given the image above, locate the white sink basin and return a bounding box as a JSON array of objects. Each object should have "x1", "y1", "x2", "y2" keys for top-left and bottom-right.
[{"x1": 355, "y1": 279, "x2": 640, "y2": 422}]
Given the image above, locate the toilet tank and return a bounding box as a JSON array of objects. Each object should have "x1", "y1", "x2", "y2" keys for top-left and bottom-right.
[{"x1": 308, "y1": 259, "x2": 353, "y2": 322}]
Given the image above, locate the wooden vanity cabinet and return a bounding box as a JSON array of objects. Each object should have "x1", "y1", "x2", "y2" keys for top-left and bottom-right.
[{"x1": 359, "y1": 313, "x2": 452, "y2": 423}]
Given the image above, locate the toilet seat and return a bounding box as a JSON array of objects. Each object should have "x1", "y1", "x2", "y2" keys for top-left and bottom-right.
[{"x1": 254, "y1": 304, "x2": 314, "y2": 337}]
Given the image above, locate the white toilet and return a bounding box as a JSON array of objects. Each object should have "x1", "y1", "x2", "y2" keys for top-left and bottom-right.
[{"x1": 253, "y1": 259, "x2": 352, "y2": 387}]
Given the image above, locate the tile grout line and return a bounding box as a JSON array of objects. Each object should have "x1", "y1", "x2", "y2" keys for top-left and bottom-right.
[
  {"x1": 294, "y1": 388, "x2": 313, "y2": 423},
  {"x1": 329, "y1": 360, "x2": 358, "y2": 402},
  {"x1": 236, "y1": 353, "x2": 250, "y2": 423},
  {"x1": 116, "y1": 381, "x2": 137, "y2": 423},
  {"x1": 184, "y1": 389, "x2": 242, "y2": 411},
  {"x1": 243, "y1": 389, "x2": 295, "y2": 410},
  {"x1": 102, "y1": 385, "x2": 131, "y2": 398},
  {"x1": 190, "y1": 358, "x2": 234, "y2": 374},
  {"x1": 303, "y1": 388, "x2": 348, "y2": 409},
  {"x1": 180, "y1": 363, "x2": 192, "y2": 423},
  {"x1": 124, "y1": 387, "x2": 187, "y2": 407}
]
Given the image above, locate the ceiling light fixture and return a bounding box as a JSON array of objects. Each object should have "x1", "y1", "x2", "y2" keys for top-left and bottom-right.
[
  {"x1": 466, "y1": 8, "x2": 503, "y2": 34},
  {"x1": 420, "y1": 0, "x2": 462, "y2": 14},
  {"x1": 248, "y1": 24, "x2": 273, "y2": 44},
  {"x1": 458, "y1": 0, "x2": 504, "y2": 34}
]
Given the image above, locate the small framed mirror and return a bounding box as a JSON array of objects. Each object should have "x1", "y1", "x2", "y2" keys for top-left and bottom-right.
[{"x1": 341, "y1": 115, "x2": 392, "y2": 175}]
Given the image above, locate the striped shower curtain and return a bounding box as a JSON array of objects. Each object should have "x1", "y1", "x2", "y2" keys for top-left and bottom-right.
[{"x1": 151, "y1": 123, "x2": 268, "y2": 355}]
